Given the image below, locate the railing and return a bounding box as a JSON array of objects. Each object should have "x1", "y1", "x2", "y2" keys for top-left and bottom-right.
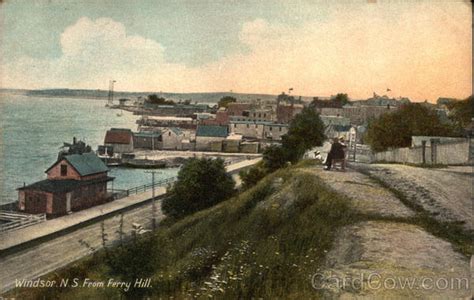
[
  {"x1": 109, "y1": 176, "x2": 177, "y2": 200},
  {"x1": 0, "y1": 211, "x2": 47, "y2": 232}
]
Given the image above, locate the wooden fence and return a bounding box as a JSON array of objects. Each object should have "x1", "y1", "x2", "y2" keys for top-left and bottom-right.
[{"x1": 0, "y1": 211, "x2": 46, "y2": 232}]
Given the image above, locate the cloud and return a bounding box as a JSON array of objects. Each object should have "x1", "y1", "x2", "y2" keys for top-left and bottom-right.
[
  {"x1": 2, "y1": 17, "x2": 203, "y2": 91},
  {"x1": 1, "y1": 2, "x2": 472, "y2": 101}
]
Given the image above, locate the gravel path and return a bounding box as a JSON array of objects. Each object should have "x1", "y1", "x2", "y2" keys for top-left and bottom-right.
[
  {"x1": 305, "y1": 164, "x2": 472, "y2": 298},
  {"x1": 302, "y1": 168, "x2": 414, "y2": 218},
  {"x1": 352, "y1": 163, "x2": 473, "y2": 232},
  {"x1": 321, "y1": 221, "x2": 471, "y2": 299}
]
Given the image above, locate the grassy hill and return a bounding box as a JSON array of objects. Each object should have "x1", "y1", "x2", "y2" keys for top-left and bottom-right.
[
  {"x1": 8, "y1": 160, "x2": 359, "y2": 299},
  {"x1": 7, "y1": 160, "x2": 470, "y2": 299}
]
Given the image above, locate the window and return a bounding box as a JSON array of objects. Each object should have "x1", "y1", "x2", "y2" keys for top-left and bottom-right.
[
  {"x1": 60, "y1": 165, "x2": 67, "y2": 176},
  {"x1": 279, "y1": 127, "x2": 282, "y2": 132},
  {"x1": 246, "y1": 124, "x2": 249, "y2": 128},
  {"x1": 234, "y1": 124, "x2": 237, "y2": 128},
  {"x1": 269, "y1": 127, "x2": 272, "y2": 131}
]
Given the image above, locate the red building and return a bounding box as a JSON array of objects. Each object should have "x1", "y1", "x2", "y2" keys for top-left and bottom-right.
[
  {"x1": 226, "y1": 103, "x2": 253, "y2": 117},
  {"x1": 18, "y1": 153, "x2": 114, "y2": 218},
  {"x1": 276, "y1": 103, "x2": 304, "y2": 123},
  {"x1": 202, "y1": 110, "x2": 230, "y2": 126}
]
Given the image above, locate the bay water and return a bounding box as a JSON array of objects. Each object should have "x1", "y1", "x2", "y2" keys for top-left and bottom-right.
[{"x1": 0, "y1": 93, "x2": 179, "y2": 205}]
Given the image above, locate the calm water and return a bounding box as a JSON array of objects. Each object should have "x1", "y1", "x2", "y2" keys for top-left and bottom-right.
[{"x1": 0, "y1": 93, "x2": 179, "y2": 205}]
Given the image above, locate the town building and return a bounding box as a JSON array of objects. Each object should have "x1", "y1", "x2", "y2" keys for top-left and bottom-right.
[
  {"x1": 229, "y1": 121, "x2": 268, "y2": 139},
  {"x1": 263, "y1": 123, "x2": 288, "y2": 140},
  {"x1": 104, "y1": 128, "x2": 134, "y2": 153},
  {"x1": 195, "y1": 125, "x2": 229, "y2": 151},
  {"x1": 276, "y1": 103, "x2": 304, "y2": 123},
  {"x1": 320, "y1": 116, "x2": 352, "y2": 139},
  {"x1": 18, "y1": 153, "x2": 114, "y2": 218},
  {"x1": 137, "y1": 116, "x2": 195, "y2": 129},
  {"x1": 133, "y1": 131, "x2": 162, "y2": 150},
  {"x1": 162, "y1": 127, "x2": 185, "y2": 150},
  {"x1": 201, "y1": 110, "x2": 230, "y2": 126},
  {"x1": 342, "y1": 105, "x2": 396, "y2": 125},
  {"x1": 142, "y1": 103, "x2": 211, "y2": 115},
  {"x1": 226, "y1": 103, "x2": 253, "y2": 117}
]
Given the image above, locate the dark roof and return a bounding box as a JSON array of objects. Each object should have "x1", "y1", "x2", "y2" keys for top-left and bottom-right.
[
  {"x1": 196, "y1": 125, "x2": 228, "y2": 137},
  {"x1": 168, "y1": 127, "x2": 183, "y2": 135},
  {"x1": 45, "y1": 153, "x2": 109, "y2": 176},
  {"x1": 18, "y1": 177, "x2": 114, "y2": 193},
  {"x1": 105, "y1": 128, "x2": 133, "y2": 144},
  {"x1": 134, "y1": 131, "x2": 162, "y2": 138}
]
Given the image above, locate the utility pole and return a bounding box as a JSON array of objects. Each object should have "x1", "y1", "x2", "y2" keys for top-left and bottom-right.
[{"x1": 145, "y1": 170, "x2": 161, "y2": 229}]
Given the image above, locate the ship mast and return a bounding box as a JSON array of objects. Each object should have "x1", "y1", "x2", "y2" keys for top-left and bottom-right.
[{"x1": 107, "y1": 79, "x2": 116, "y2": 106}]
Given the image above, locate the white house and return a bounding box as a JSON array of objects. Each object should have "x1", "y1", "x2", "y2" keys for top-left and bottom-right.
[{"x1": 162, "y1": 127, "x2": 185, "y2": 150}]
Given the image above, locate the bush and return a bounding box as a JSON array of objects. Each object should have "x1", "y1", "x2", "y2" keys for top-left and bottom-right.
[
  {"x1": 239, "y1": 162, "x2": 267, "y2": 189},
  {"x1": 365, "y1": 103, "x2": 458, "y2": 152},
  {"x1": 162, "y1": 158, "x2": 235, "y2": 218}
]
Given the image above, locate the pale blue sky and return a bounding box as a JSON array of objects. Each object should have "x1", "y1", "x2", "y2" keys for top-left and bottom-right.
[
  {"x1": 1, "y1": 0, "x2": 336, "y2": 66},
  {"x1": 0, "y1": 1, "x2": 471, "y2": 101}
]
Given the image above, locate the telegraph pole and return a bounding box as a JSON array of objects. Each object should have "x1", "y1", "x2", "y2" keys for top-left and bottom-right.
[{"x1": 145, "y1": 170, "x2": 161, "y2": 229}]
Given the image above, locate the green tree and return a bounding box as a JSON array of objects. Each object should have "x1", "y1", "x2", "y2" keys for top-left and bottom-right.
[
  {"x1": 162, "y1": 158, "x2": 235, "y2": 218},
  {"x1": 218, "y1": 96, "x2": 237, "y2": 108},
  {"x1": 447, "y1": 96, "x2": 473, "y2": 129},
  {"x1": 365, "y1": 103, "x2": 457, "y2": 152},
  {"x1": 261, "y1": 107, "x2": 326, "y2": 170},
  {"x1": 332, "y1": 93, "x2": 349, "y2": 106},
  {"x1": 283, "y1": 107, "x2": 326, "y2": 160}
]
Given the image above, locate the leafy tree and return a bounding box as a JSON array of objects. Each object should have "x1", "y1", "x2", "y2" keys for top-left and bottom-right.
[
  {"x1": 283, "y1": 107, "x2": 326, "y2": 158},
  {"x1": 262, "y1": 145, "x2": 290, "y2": 171},
  {"x1": 146, "y1": 94, "x2": 175, "y2": 105},
  {"x1": 331, "y1": 93, "x2": 350, "y2": 106},
  {"x1": 218, "y1": 96, "x2": 237, "y2": 108},
  {"x1": 162, "y1": 158, "x2": 235, "y2": 218},
  {"x1": 365, "y1": 103, "x2": 457, "y2": 152},
  {"x1": 261, "y1": 107, "x2": 326, "y2": 169},
  {"x1": 447, "y1": 96, "x2": 473, "y2": 129}
]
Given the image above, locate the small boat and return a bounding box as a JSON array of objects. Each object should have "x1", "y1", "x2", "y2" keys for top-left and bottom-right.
[{"x1": 122, "y1": 159, "x2": 166, "y2": 169}]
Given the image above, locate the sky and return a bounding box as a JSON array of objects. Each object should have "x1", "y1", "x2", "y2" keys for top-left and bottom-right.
[{"x1": 0, "y1": 0, "x2": 471, "y2": 102}]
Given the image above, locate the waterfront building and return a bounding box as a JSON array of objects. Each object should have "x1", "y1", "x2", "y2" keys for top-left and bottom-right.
[
  {"x1": 162, "y1": 127, "x2": 185, "y2": 150},
  {"x1": 104, "y1": 128, "x2": 134, "y2": 153},
  {"x1": 133, "y1": 131, "x2": 162, "y2": 150},
  {"x1": 195, "y1": 125, "x2": 229, "y2": 151},
  {"x1": 18, "y1": 153, "x2": 114, "y2": 218}
]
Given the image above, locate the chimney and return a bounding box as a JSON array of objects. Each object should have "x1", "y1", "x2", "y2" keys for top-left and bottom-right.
[{"x1": 73, "y1": 137, "x2": 77, "y2": 144}]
